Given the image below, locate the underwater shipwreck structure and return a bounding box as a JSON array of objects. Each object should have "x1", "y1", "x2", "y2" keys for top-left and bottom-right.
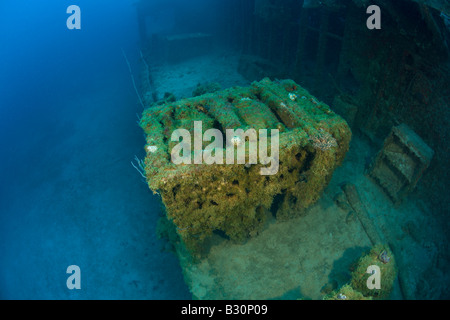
[
  {"x1": 139, "y1": 78, "x2": 351, "y2": 254},
  {"x1": 135, "y1": 0, "x2": 450, "y2": 299}
]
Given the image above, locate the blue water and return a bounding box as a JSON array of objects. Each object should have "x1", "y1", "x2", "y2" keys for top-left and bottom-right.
[{"x1": 0, "y1": 1, "x2": 190, "y2": 299}]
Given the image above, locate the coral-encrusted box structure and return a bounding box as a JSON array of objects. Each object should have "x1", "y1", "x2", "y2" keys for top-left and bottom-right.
[
  {"x1": 139, "y1": 78, "x2": 351, "y2": 254},
  {"x1": 368, "y1": 123, "x2": 434, "y2": 204}
]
